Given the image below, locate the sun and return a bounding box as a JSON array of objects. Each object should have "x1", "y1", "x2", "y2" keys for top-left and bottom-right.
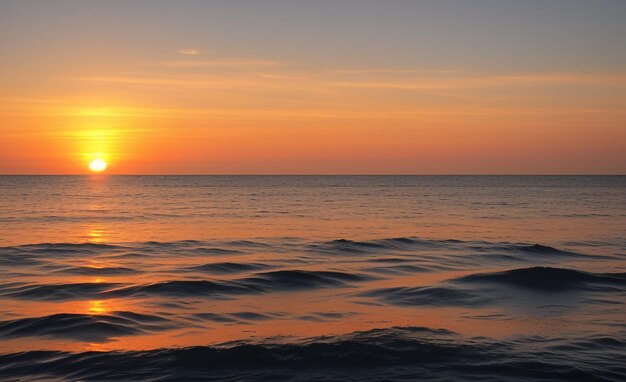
[{"x1": 88, "y1": 158, "x2": 108, "y2": 173}]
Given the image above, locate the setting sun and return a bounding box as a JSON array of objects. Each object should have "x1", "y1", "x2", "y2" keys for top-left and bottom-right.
[
  {"x1": 88, "y1": 158, "x2": 108, "y2": 172},
  {"x1": 1, "y1": 2, "x2": 625, "y2": 381}
]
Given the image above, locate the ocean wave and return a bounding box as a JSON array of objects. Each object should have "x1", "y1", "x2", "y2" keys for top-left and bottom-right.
[
  {"x1": 509, "y1": 243, "x2": 579, "y2": 254},
  {"x1": 224, "y1": 240, "x2": 272, "y2": 248},
  {"x1": 190, "y1": 247, "x2": 246, "y2": 255},
  {"x1": 297, "y1": 312, "x2": 359, "y2": 321},
  {"x1": 0, "y1": 253, "x2": 44, "y2": 267},
  {"x1": 0, "y1": 311, "x2": 176, "y2": 342},
  {"x1": 307, "y1": 237, "x2": 440, "y2": 255},
  {"x1": 244, "y1": 270, "x2": 375, "y2": 290},
  {"x1": 108, "y1": 279, "x2": 262, "y2": 299},
  {"x1": 5, "y1": 242, "x2": 125, "y2": 254},
  {"x1": 456, "y1": 266, "x2": 626, "y2": 292},
  {"x1": 0, "y1": 327, "x2": 623, "y2": 381},
  {"x1": 108, "y1": 270, "x2": 374, "y2": 299},
  {"x1": 301, "y1": 238, "x2": 608, "y2": 270},
  {"x1": 363, "y1": 264, "x2": 441, "y2": 275},
  {"x1": 186, "y1": 262, "x2": 271, "y2": 274},
  {"x1": 0, "y1": 268, "x2": 374, "y2": 302},
  {"x1": 52, "y1": 266, "x2": 140, "y2": 276},
  {"x1": 1, "y1": 236, "x2": 624, "y2": 381},
  {"x1": 189, "y1": 311, "x2": 287, "y2": 324},
  {"x1": 1, "y1": 238, "x2": 607, "y2": 268},
  {"x1": 360, "y1": 285, "x2": 493, "y2": 307},
  {"x1": 361, "y1": 266, "x2": 626, "y2": 308},
  {"x1": 0, "y1": 282, "x2": 123, "y2": 301}
]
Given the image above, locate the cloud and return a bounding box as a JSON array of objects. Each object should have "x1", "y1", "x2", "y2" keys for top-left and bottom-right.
[
  {"x1": 70, "y1": 68, "x2": 626, "y2": 99},
  {"x1": 157, "y1": 59, "x2": 282, "y2": 69},
  {"x1": 71, "y1": 75, "x2": 272, "y2": 89},
  {"x1": 333, "y1": 69, "x2": 462, "y2": 75},
  {"x1": 178, "y1": 49, "x2": 201, "y2": 56},
  {"x1": 493, "y1": 73, "x2": 626, "y2": 86},
  {"x1": 329, "y1": 72, "x2": 626, "y2": 91},
  {"x1": 329, "y1": 81, "x2": 456, "y2": 90}
]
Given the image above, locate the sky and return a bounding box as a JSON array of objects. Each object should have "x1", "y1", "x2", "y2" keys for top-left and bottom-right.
[{"x1": 1, "y1": 0, "x2": 625, "y2": 174}]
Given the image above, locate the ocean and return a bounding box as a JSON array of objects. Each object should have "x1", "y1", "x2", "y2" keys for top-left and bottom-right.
[{"x1": 0, "y1": 175, "x2": 625, "y2": 381}]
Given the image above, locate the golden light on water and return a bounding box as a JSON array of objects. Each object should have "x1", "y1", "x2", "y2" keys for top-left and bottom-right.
[
  {"x1": 87, "y1": 300, "x2": 108, "y2": 314},
  {"x1": 88, "y1": 227, "x2": 106, "y2": 243},
  {"x1": 89, "y1": 158, "x2": 108, "y2": 172}
]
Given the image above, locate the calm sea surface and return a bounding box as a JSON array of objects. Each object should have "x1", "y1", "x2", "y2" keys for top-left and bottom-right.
[{"x1": 1, "y1": 176, "x2": 625, "y2": 381}]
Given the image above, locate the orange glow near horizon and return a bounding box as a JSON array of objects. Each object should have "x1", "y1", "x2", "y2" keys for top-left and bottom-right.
[
  {"x1": 1, "y1": 87, "x2": 625, "y2": 174},
  {"x1": 1, "y1": 2, "x2": 625, "y2": 174}
]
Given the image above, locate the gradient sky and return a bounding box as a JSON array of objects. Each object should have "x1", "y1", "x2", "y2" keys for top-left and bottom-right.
[{"x1": 1, "y1": 0, "x2": 625, "y2": 174}]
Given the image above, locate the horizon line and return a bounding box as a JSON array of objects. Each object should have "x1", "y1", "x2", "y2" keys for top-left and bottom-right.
[{"x1": 1, "y1": 174, "x2": 624, "y2": 177}]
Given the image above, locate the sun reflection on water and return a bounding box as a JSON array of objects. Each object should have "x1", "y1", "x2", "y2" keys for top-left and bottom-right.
[
  {"x1": 88, "y1": 227, "x2": 107, "y2": 243},
  {"x1": 87, "y1": 300, "x2": 108, "y2": 315}
]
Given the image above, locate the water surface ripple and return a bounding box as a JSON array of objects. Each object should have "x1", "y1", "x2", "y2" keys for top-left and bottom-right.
[{"x1": 0, "y1": 176, "x2": 624, "y2": 381}]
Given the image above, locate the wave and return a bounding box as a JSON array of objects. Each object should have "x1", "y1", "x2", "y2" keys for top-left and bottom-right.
[
  {"x1": 224, "y1": 240, "x2": 272, "y2": 248},
  {"x1": 360, "y1": 285, "x2": 493, "y2": 307},
  {"x1": 0, "y1": 282, "x2": 123, "y2": 301},
  {"x1": 1, "y1": 238, "x2": 604, "y2": 269},
  {"x1": 230, "y1": 311, "x2": 284, "y2": 321},
  {"x1": 459, "y1": 243, "x2": 610, "y2": 266},
  {"x1": 190, "y1": 312, "x2": 238, "y2": 323},
  {"x1": 52, "y1": 266, "x2": 140, "y2": 276},
  {"x1": 297, "y1": 312, "x2": 359, "y2": 321},
  {"x1": 244, "y1": 270, "x2": 375, "y2": 290},
  {"x1": 0, "y1": 326, "x2": 623, "y2": 381},
  {"x1": 3, "y1": 242, "x2": 124, "y2": 255},
  {"x1": 365, "y1": 257, "x2": 416, "y2": 263},
  {"x1": 108, "y1": 280, "x2": 262, "y2": 299},
  {"x1": 0, "y1": 269, "x2": 373, "y2": 302},
  {"x1": 0, "y1": 241, "x2": 246, "y2": 263},
  {"x1": 0, "y1": 253, "x2": 44, "y2": 267},
  {"x1": 0, "y1": 311, "x2": 176, "y2": 342},
  {"x1": 510, "y1": 243, "x2": 578, "y2": 254},
  {"x1": 301, "y1": 238, "x2": 608, "y2": 272},
  {"x1": 456, "y1": 266, "x2": 626, "y2": 292},
  {"x1": 187, "y1": 262, "x2": 271, "y2": 274},
  {"x1": 189, "y1": 247, "x2": 245, "y2": 255},
  {"x1": 487, "y1": 243, "x2": 602, "y2": 260},
  {"x1": 107, "y1": 270, "x2": 374, "y2": 299},
  {"x1": 363, "y1": 264, "x2": 441, "y2": 275},
  {"x1": 361, "y1": 266, "x2": 626, "y2": 308},
  {"x1": 307, "y1": 237, "x2": 440, "y2": 255},
  {"x1": 190, "y1": 311, "x2": 287, "y2": 324}
]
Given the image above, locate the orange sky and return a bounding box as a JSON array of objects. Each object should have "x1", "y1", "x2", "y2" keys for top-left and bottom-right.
[{"x1": 1, "y1": 1, "x2": 625, "y2": 174}]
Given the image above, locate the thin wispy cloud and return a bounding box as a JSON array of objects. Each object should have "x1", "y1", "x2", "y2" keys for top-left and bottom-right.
[
  {"x1": 333, "y1": 69, "x2": 462, "y2": 75},
  {"x1": 330, "y1": 72, "x2": 626, "y2": 90},
  {"x1": 493, "y1": 73, "x2": 626, "y2": 86},
  {"x1": 71, "y1": 69, "x2": 626, "y2": 95},
  {"x1": 72, "y1": 75, "x2": 276, "y2": 89},
  {"x1": 178, "y1": 49, "x2": 201, "y2": 56},
  {"x1": 158, "y1": 59, "x2": 282, "y2": 69},
  {"x1": 329, "y1": 81, "x2": 456, "y2": 90}
]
